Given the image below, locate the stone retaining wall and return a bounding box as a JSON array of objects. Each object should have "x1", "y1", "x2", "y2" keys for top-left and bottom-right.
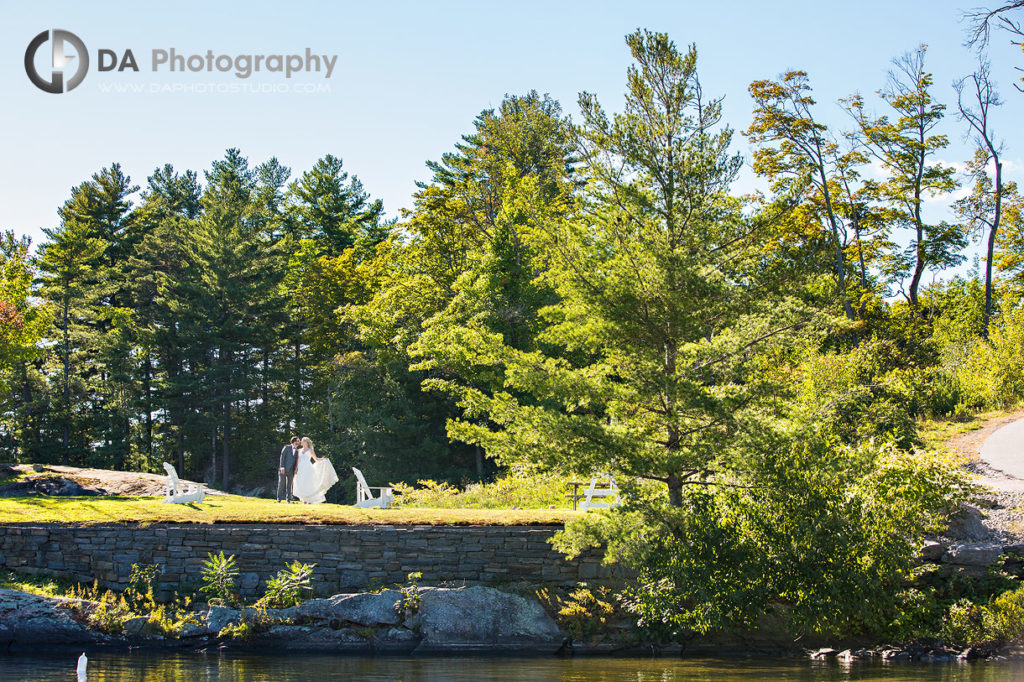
[{"x1": 0, "y1": 524, "x2": 616, "y2": 596}]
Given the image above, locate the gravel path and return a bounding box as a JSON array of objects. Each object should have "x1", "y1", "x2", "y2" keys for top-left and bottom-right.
[{"x1": 957, "y1": 412, "x2": 1024, "y2": 543}]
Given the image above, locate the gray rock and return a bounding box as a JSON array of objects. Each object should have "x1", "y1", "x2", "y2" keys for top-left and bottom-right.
[
  {"x1": 414, "y1": 586, "x2": 565, "y2": 654},
  {"x1": 297, "y1": 590, "x2": 401, "y2": 627},
  {"x1": 240, "y1": 606, "x2": 296, "y2": 623},
  {"x1": 123, "y1": 616, "x2": 148, "y2": 635},
  {"x1": 836, "y1": 648, "x2": 875, "y2": 661},
  {"x1": 206, "y1": 605, "x2": 241, "y2": 634},
  {"x1": 938, "y1": 564, "x2": 991, "y2": 579},
  {"x1": 919, "y1": 541, "x2": 945, "y2": 562},
  {"x1": 179, "y1": 622, "x2": 207, "y2": 638},
  {"x1": 403, "y1": 612, "x2": 421, "y2": 631},
  {"x1": 259, "y1": 624, "x2": 374, "y2": 652},
  {"x1": 374, "y1": 626, "x2": 420, "y2": 653},
  {"x1": 1004, "y1": 543, "x2": 1024, "y2": 558},
  {"x1": 810, "y1": 647, "x2": 837, "y2": 659},
  {"x1": 943, "y1": 543, "x2": 1003, "y2": 567},
  {"x1": 947, "y1": 506, "x2": 990, "y2": 541},
  {"x1": 882, "y1": 649, "x2": 911, "y2": 661},
  {"x1": 0, "y1": 589, "x2": 95, "y2": 646}
]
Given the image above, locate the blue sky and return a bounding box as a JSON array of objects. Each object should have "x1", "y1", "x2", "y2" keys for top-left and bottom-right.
[{"x1": 2, "y1": 0, "x2": 1023, "y2": 270}]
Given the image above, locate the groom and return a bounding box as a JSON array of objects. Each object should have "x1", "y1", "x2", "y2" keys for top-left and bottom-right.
[{"x1": 277, "y1": 436, "x2": 300, "y2": 503}]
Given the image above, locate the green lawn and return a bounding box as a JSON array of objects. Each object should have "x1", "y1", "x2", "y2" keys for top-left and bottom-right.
[{"x1": 0, "y1": 494, "x2": 577, "y2": 526}]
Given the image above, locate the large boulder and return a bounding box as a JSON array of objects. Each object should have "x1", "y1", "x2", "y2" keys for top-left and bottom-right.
[
  {"x1": 946, "y1": 506, "x2": 990, "y2": 541},
  {"x1": 0, "y1": 589, "x2": 97, "y2": 646},
  {"x1": 943, "y1": 543, "x2": 1003, "y2": 567},
  {"x1": 414, "y1": 586, "x2": 565, "y2": 653},
  {"x1": 918, "y1": 540, "x2": 946, "y2": 562},
  {"x1": 297, "y1": 590, "x2": 402, "y2": 627},
  {"x1": 206, "y1": 605, "x2": 241, "y2": 634}
]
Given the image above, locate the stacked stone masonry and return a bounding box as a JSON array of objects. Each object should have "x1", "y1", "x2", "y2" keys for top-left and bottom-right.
[{"x1": 0, "y1": 524, "x2": 616, "y2": 596}]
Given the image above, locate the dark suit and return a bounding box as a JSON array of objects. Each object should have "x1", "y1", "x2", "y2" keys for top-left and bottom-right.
[{"x1": 277, "y1": 444, "x2": 298, "y2": 502}]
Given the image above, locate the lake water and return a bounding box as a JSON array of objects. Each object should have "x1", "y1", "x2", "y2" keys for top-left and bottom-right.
[{"x1": 3, "y1": 652, "x2": 1024, "y2": 681}]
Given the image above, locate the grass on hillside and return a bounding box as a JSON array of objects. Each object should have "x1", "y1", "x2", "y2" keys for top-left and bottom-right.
[
  {"x1": 0, "y1": 494, "x2": 577, "y2": 526},
  {"x1": 917, "y1": 407, "x2": 1021, "y2": 453}
]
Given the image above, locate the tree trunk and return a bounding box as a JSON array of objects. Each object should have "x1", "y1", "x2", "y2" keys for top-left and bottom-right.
[
  {"x1": 909, "y1": 221, "x2": 926, "y2": 307},
  {"x1": 667, "y1": 474, "x2": 683, "y2": 507},
  {"x1": 294, "y1": 339, "x2": 302, "y2": 428},
  {"x1": 61, "y1": 290, "x2": 71, "y2": 457},
  {"x1": 816, "y1": 159, "x2": 855, "y2": 320},
  {"x1": 222, "y1": 401, "x2": 231, "y2": 488},
  {"x1": 983, "y1": 158, "x2": 1003, "y2": 338}
]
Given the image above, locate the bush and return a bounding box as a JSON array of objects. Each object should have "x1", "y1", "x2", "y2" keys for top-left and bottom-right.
[
  {"x1": 951, "y1": 305, "x2": 1024, "y2": 409},
  {"x1": 546, "y1": 585, "x2": 617, "y2": 641},
  {"x1": 391, "y1": 470, "x2": 571, "y2": 509},
  {"x1": 554, "y1": 439, "x2": 974, "y2": 639},
  {"x1": 791, "y1": 339, "x2": 921, "y2": 448},
  {"x1": 396, "y1": 571, "x2": 422, "y2": 620},
  {"x1": 200, "y1": 552, "x2": 239, "y2": 606},
  {"x1": 258, "y1": 561, "x2": 315, "y2": 608},
  {"x1": 941, "y1": 599, "x2": 987, "y2": 647},
  {"x1": 983, "y1": 586, "x2": 1024, "y2": 643}
]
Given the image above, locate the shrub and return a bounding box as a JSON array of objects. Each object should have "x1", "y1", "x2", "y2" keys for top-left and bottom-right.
[
  {"x1": 200, "y1": 552, "x2": 239, "y2": 606},
  {"x1": 258, "y1": 561, "x2": 315, "y2": 608},
  {"x1": 555, "y1": 439, "x2": 974, "y2": 640},
  {"x1": 396, "y1": 572, "x2": 422, "y2": 620},
  {"x1": 553, "y1": 585, "x2": 617, "y2": 641},
  {"x1": 983, "y1": 585, "x2": 1024, "y2": 643},
  {"x1": 391, "y1": 470, "x2": 571, "y2": 509}
]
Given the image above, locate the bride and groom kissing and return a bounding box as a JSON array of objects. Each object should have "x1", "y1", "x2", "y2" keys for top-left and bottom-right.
[{"x1": 277, "y1": 436, "x2": 340, "y2": 504}]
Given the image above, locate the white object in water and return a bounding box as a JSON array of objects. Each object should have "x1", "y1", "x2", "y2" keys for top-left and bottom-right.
[{"x1": 77, "y1": 652, "x2": 87, "y2": 680}]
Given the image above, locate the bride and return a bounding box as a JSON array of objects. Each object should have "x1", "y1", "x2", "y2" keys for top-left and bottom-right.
[{"x1": 292, "y1": 437, "x2": 339, "y2": 504}]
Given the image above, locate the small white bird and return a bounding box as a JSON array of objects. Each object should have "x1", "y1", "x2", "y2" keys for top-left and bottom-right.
[{"x1": 77, "y1": 652, "x2": 87, "y2": 681}]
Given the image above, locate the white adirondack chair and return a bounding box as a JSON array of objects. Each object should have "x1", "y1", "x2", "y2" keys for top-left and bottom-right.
[
  {"x1": 580, "y1": 475, "x2": 620, "y2": 512},
  {"x1": 352, "y1": 467, "x2": 393, "y2": 509},
  {"x1": 162, "y1": 462, "x2": 206, "y2": 504}
]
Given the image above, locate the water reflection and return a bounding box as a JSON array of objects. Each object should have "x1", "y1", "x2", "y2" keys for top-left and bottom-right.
[{"x1": 2, "y1": 651, "x2": 1023, "y2": 681}]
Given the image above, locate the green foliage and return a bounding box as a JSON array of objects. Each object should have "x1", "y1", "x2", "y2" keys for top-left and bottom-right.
[
  {"x1": 125, "y1": 562, "x2": 162, "y2": 612},
  {"x1": 555, "y1": 440, "x2": 973, "y2": 639},
  {"x1": 258, "y1": 561, "x2": 315, "y2": 608},
  {"x1": 1, "y1": 570, "x2": 84, "y2": 598},
  {"x1": 545, "y1": 585, "x2": 617, "y2": 641},
  {"x1": 61, "y1": 575, "x2": 198, "y2": 638},
  {"x1": 396, "y1": 572, "x2": 422, "y2": 620},
  {"x1": 413, "y1": 31, "x2": 811, "y2": 518},
  {"x1": 842, "y1": 45, "x2": 963, "y2": 306},
  {"x1": 390, "y1": 470, "x2": 570, "y2": 509},
  {"x1": 939, "y1": 586, "x2": 1024, "y2": 647},
  {"x1": 983, "y1": 585, "x2": 1024, "y2": 643},
  {"x1": 940, "y1": 599, "x2": 987, "y2": 647},
  {"x1": 951, "y1": 304, "x2": 1024, "y2": 408},
  {"x1": 218, "y1": 619, "x2": 255, "y2": 641},
  {"x1": 200, "y1": 551, "x2": 239, "y2": 606}
]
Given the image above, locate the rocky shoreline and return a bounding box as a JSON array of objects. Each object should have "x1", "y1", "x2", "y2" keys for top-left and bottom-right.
[
  {"x1": 3, "y1": 585, "x2": 1023, "y2": 662},
  {"x1": 0, "y1": 585, "x2": 572, "y2": 655}
]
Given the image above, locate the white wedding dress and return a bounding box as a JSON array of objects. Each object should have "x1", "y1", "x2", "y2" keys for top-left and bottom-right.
[{"x1": 292, "y1": 448, "x2": 339, "y2": 504}]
